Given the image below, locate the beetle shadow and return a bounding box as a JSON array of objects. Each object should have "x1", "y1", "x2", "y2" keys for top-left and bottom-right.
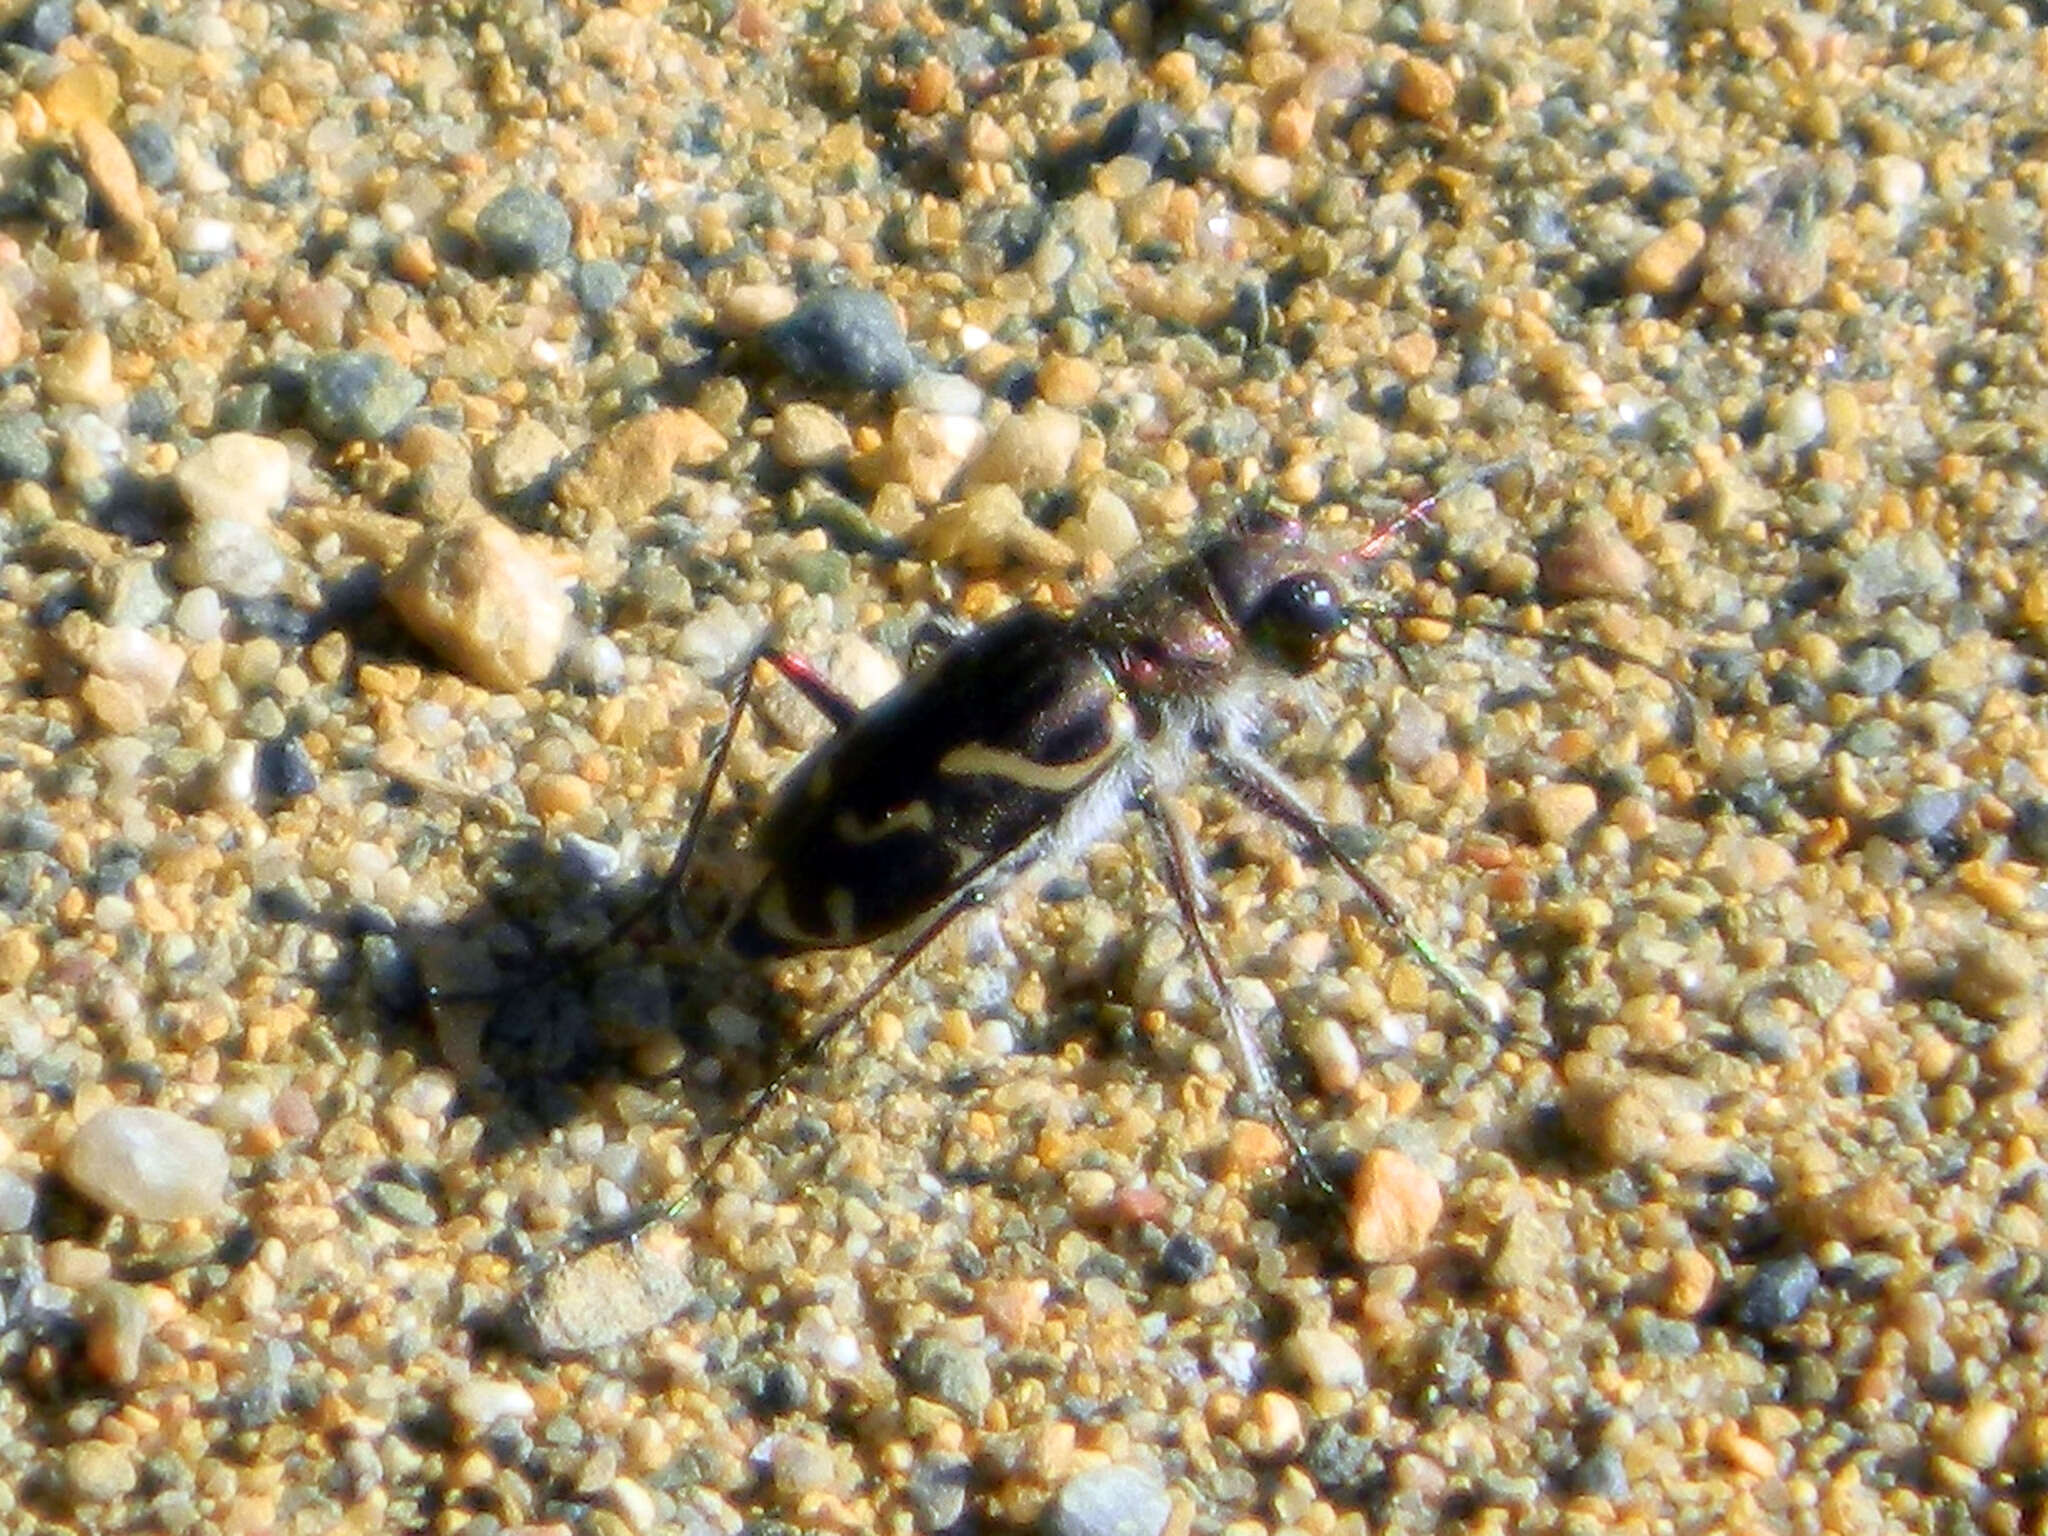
[{"x1": 310, "y1": 811, "x2": 792, "y2": 1156}]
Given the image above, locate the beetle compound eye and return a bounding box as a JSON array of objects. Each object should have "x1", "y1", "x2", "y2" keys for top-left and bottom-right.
[{"x1": 1248, "y1": 573, "x2": 1346, "y2": 674}]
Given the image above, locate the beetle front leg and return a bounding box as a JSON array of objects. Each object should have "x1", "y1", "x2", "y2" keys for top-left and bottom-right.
[
  {"x1": 1209, "y1": 744, "x2": 1506, "y2": 1033},
  {"x1": 1137, "y1": 785, "x2": 1336, "y2": 1196}
]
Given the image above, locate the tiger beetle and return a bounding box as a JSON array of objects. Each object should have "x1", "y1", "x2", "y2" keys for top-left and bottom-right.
[{"x1": 567, "y1": 462, "x2": 1537, "y2": 1251}]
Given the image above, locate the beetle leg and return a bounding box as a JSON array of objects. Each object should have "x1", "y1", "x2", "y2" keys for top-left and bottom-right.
[
  {"x1": 1209, "y1": 744, "x2": 1506, "y2": 1032},
  {"x1": 587, "y1": 640, "x2": 784, "y2": 949},
  {"x1": 1137, "y1": 784, "x2": 1336, "y2": 1196},
  {"x1": 577, "y1": 880, "x2": 996, "y2": 1252},
  {"x1": 760, "y1": 645, "x2": 861, "y2": 732}
]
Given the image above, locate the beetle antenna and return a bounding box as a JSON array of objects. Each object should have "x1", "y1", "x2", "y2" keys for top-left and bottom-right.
[{"x1": 1345, "y1": 456, "x2": 1530, "y2": 565}]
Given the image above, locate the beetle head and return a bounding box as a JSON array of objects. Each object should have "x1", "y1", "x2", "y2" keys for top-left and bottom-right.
[{"x1": 1204, "y1": 513, "x2": 1350, "y2": 676}]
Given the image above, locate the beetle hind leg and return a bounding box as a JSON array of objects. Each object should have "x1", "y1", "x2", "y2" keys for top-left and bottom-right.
[{"x1": 1137, "y1": 784, "x2": 1337, "y2": 1197}]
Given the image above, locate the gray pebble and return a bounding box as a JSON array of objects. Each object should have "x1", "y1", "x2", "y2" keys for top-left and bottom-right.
[
  {"x1": 571, "y1": 258, "x2": 630, "y2": 313},
  {"x1": 366, "y1": 1178, "x2": 437, "y2": 1227},
  {"x1": 765, "y1": 288, "x2": 917, "y2": 392},
  {"x1": 1888, "y1": 786, "x2": 1964, "y2": 844},
  {"x1": 124, "y1": 120, "x2": 179, "y2": 189},
  {"x1": 60, "y1": 1105, "x2": 229, "y2": 1221},
  {"x1": 1841, "y1": 530, "x2": 1959, "y2": 614},
  {"x1": 1044, "y1": 1463, "x2": 1170, "y2": 1536},
  {"x1": 1572, "y1": 1444, "x2": 1629, "y2": 1500},
  {"x1": 256, "y1": 736, "x2": 318, "y2": 802},
  {"x1": 0, "y1": 412, "x2": 53, "y2": 482},
  {"x1": 2012, "y1": 799, "x2": 2048, "y2": 862},
  {"x1": 474, "y1": 185, "x2": 574, "y2": 273},
  {"x1": 1837, "y1": 643, "x2": 1904, "y2": 697},
  {"x1": 9, "y1": 0, "x2": 74, "y2": 50},
  {"x1": 304, "y1": 350, "x2": 425, "y2": 444},
  {"x1": 98, "y1": 559, "x2": 173, "y2": 628},
  {"x1": 1737, "y1": 1253, "x2": 1820, "y2": 1333},
  {"x1": 0, "y1": 1168, "x2": 38, "y2": 1232},
  {"x1": 898, "y1": 1334, "x2": 993, "y2": 1418},
  {"x1": 907, "y1": 1454, "x2": 971, "y2": 1532}
]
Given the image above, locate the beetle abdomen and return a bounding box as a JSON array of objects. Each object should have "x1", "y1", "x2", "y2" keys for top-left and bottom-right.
[{"x1": 728, "y1": 610, "x2": 1135, "y2": 959}]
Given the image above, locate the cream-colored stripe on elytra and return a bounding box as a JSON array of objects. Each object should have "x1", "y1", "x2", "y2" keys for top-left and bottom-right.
[
  {"x1": 831, "y1": 800, "x2": 938, "y2": 844},
  {"x1": 937, "y1": 698, "x2": 1135, "y2": 792},
  {"x1": 747, "y1": 878, "x2": 815, "y2": 947}
]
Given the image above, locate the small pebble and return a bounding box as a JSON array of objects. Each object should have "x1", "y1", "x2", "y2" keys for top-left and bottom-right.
[
  {"x1": 1664, "y1": 1248, "x2": 1718, "y2": 1317},
  {"x1": 1283, "y1": 1326, "x2": 1367, "y2": 1394},
  {"x1": 571, "y1": 258, "x2": 630, "y2": 313},
  {"x1": 256, "y1": 736, "x2": 318, "y2": 802},
  {"x1": 1521, "y1": 782, "x2": 1600, "y2": 844},
  {"x1": 0, "y1": 412, "x2": 52, "y2": 481},
  {"x1": 1940, "y1": 1401, "x2": 2015, "y2": 1472},
  {"x1": 1735, "y1": 1253, "x2": 1820, "y2": 1334},
  {"x1": 74, "y1": 117, "x2": 148, "y2": 234},
  {"x1": 44, "y1": 329, "x2": 123, "y2": 408},
  {"x1": 63, "y1": 1440, "x2": 138, "y2": 1505},
  {"x1": 716, "y1": 281, "x2": 798, "y2": 335},
  {"x1": 174, "y1": 432, "x2": 293, "y2": 524},
  {"x1": 897, "y1": 370, "x2": 984, "y2": 418},
  {"x1": 1869, "y1": 154, "x2": 1926, "y2": 212},
  {"x1": 1045, "y1": 1463, "x2": 1171, "y2": 1536},
  {"x1": 60, "y1": 1105, "x2": 230, "y2": 1221},
  {"x1": 919, "y1": 484, "x2": 1074, "y2": 572},
  {"x1": 859, "y1": 408, "x2": 986, "y2": 505},
  {"x1": 1155, "y1": 1232, "x2": 1212, "y2": 1285},
  {"x1": 1347, "y1": 1148, "x2": 1442, "y2": 1265},
  {"x1": 97, "y1": 559, "x2": 171, "y2": 628},
  {"x1": 82, "y1": 626, "x2": 186, "y2": 732},
  {"x1": 561, "y1": 631, "x2": 627, "y2": 694},
  {"x1": 1300, "y1": 1012, "x2": 1362, "y2": 1096},
  {"x1": 1035, "y1": 353, "x2": 1101, "y2": 408},
  {"x1": 1393, "y1": 55, "x2": 1455, "y2": 120},
  {"x1": 1542, "y1": 518, "x2": 1650, "y2": 600},
  {"x1": 558, "y1": 408, "x2": 726, "y2": 525},
  {"x1": 124, "y1": 119, "x2": 178, "y2": 188},
  {"x1": 1486, "y1": 1208, "x2": 1561, "y2": 1290},
  {"x1": 769, "y1": 402, "x2": 853, "y2": 469},
  {"x1": 0, "y1": 1169, "x2": 39, "y2": 1231},
  {"x1": 1242, "y1": 1390, "x2": 1306, "y2": 1458},
  {"x1": 768, "y1": 1433, "x2": 837, "y2": 1499},
  {"x1": 1627, "y1": 219, "x2": 1706, "y2": 296},
  {"x1": 472, "y1": 184, "x2": 574, "y2": 273},
  {"x1": 480, "y1": 417, "x2": 567, "y2": 499},
  {"x1": 304, "y1": 350, "x2": 425, "y2": 444},
  {"x1": 524, "y1": 1226, "x2": 696, "y2": 1354},
  {"x1": 898, "y1": 1334, "x2": 993, "y2": 1418},
  {"x1": 83, "y1": 1281, "x2": 150, "y2": 1385},
  {"x1": 1949, "y1": 934, "x2": 2034, "y2": 1022},
  {"x1": 174, "y1": 519, "x2": 288, "y2": 599},
  {"x1": 10, "y1": 0, "x2": 74, "y2": 52},
  {"x1": 449, "y1": 1377, "x2": 538, "y2": 1440},
  {"x1": 0, "y1": 293, "x2": 22, "y2": 369},
  {"x1": 764, "y1": 287, "x2": 918, "y2": 393},
  {"x1": 961, "y1": 403, "x2": 1083, "y2": 493},
  {"x1": 1572, "y1": 1445, "x2": 1630, "y2": 1500},
  {"x1": 384, "y1": 515, "x2": 574, "y2": 691}
]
